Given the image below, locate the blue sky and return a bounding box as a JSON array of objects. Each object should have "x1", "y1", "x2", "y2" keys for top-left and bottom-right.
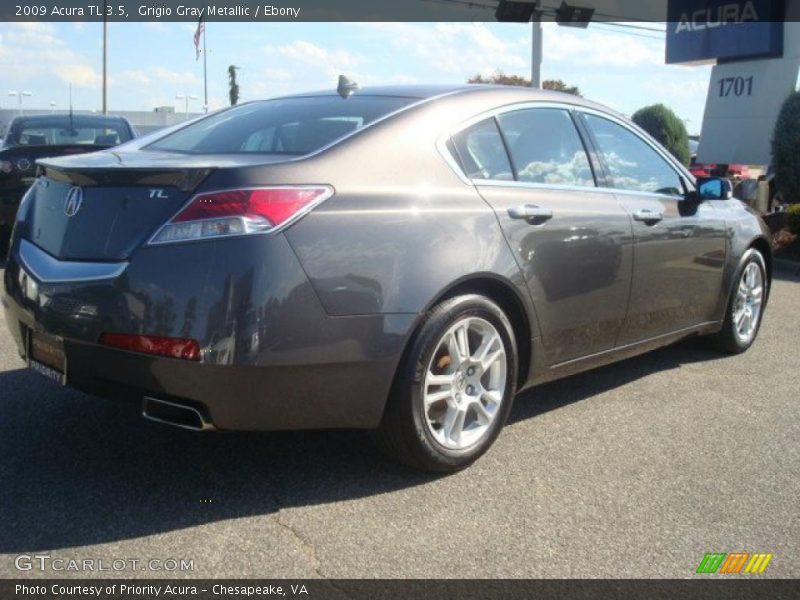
[{"x1": 0, "y1": 21, "x2": 712, "y2": 133}]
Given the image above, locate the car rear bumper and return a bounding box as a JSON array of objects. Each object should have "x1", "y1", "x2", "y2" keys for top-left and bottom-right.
[{"x1": 2, "y1": 234, "x2": 416, "y2": 430}]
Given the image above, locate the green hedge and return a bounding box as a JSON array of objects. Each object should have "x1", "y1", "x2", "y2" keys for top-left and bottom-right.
[
  {"x1": 632, "y1": 104, "x2": 690, "y2": 166},
  {"x1": 772, "y1": 92, "x2": 800, "y2": 204}
]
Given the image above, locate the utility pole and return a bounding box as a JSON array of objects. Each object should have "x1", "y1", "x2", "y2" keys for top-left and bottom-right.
[
  {"x1": 102, "y1": 0, "x2": 108, "y2": 114},
  {"x1": 203, "y1": 25, "x2": 208, "y2": 112},
  {"x1": 531, "y1": 17, "x2": 543, "y2": 89}
]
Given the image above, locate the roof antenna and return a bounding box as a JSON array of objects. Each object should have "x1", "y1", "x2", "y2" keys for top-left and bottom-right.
[{"x1": 337, "y1": 75, "x2": 359, "y2": 99}]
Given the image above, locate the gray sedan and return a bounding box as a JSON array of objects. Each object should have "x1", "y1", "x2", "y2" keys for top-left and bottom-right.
[{"x1": 2, "y1": 84, "x2": 771, "y2": 472}]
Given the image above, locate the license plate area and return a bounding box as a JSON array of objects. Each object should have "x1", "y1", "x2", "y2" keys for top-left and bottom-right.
[{"x1": 28, "y1": 329, "x2": 66, "y2": 385}]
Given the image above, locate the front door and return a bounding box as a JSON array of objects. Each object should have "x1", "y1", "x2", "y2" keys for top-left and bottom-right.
[{"x1": 580, "y1": 113, "x2": 727, "y2": 345}]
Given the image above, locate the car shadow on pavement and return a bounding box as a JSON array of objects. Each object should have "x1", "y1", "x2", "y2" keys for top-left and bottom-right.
[
  {"x1": 774, "y1": 261, "x2": 800, "y2": 282},
  {"x1": 0, "y1": 339, "x2": 721, "y2": 552},
  {"x1": 508, "y1": 339, "x2": 720, "y2": 426}
]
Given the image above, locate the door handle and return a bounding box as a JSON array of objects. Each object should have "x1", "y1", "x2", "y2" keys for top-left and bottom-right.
[
  {"x1": 632, "y1": 209, "x2": 663, "y2": 224},
  {"x1": 508, "y1": 204, "x2": 554, "y2": 223}
]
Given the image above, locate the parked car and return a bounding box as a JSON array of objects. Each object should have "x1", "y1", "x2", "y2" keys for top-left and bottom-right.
[
  {"x1": 2, "y1": 85, "x2": 772, "y2": 472},
  {"x1": 0, "y1": 113, "x2": 135, "y2": 255},
  {"x1": 689, "y1": 139, "x2": 751, "y2": 179}
]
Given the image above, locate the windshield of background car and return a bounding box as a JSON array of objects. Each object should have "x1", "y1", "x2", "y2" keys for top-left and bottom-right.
[
  {"x1": 145, "y1": 95, "x2": 416, "y2": 155},
  {"x1": 5, "y1": 119, "x2": 132, "y2": 147}
]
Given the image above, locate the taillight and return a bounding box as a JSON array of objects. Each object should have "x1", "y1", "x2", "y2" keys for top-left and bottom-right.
[
  {"x1": 149, "y1": 185, "x2": 333, "y2": 245},
  {"x1": 99, "y1": 333, "x2": 201, "y2": 361}
]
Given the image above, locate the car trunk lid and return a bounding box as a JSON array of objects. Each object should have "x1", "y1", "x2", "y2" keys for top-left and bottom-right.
[
  {"x1": 22, "y1": 151, "x2": 218, "y2": 261},
  {"x1": 21, "y1": 150, "x2": 310, "y2": 261}
]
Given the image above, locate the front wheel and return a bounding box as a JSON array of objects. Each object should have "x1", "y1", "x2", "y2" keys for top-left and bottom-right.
[
  {"x1": 709, "y1": 249, "x2": 768, "y2": 354},
  {"x1": 373, "y1": 294, "x2": 517, "y2": 472}
]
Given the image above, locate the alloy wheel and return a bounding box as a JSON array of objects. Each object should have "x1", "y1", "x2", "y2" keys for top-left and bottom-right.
[
  {"x1": 423, "y1": 317, "x2": 507, "y2": 450},
  {"x1": 733, "y1": 261, "x2": 764, "y2": 344}
]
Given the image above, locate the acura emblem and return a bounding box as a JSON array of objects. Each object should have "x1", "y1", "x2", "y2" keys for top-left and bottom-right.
[{"x1": 64, "y1": 186, "x2": 83, "y2": 217}]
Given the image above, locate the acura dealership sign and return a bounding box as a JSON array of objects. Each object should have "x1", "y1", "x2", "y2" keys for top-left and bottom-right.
[
  {"x1": 666, "y1": 0, "x2": 785, "y2": 64},
  {"x1": 698, "y1": 55, "x2": 800, "y2": 164}
]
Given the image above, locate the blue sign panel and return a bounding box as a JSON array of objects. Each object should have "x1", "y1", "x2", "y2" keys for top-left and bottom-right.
[{"x1": 666, "y1": 0, "x2": 785, "y2": 64}]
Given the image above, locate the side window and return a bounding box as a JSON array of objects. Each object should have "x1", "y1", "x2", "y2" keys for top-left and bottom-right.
[
  {"x1": 451, "y1": 118, "x2": 514, "y2": 181},
  {"x1": 497, "y1": 108, "x2": 594, "y2": 187},
  {"x1": 583, "y1": 114, "x2": 684, "y2": 196}
]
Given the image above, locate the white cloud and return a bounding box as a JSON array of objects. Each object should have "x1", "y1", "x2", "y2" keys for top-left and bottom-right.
[
  {"x1": 119, "y1": 66, "x2": 200, "y2": 88},
  {"x1": 367, "y1": 22, "x2": 529, "y2": 77},
  {"x1": 263, "y1": 40, "x2": 367, "y2": 74},
  {"x1": 543, "y1": 25, "x2": 664, "y2": 68},
  {"x1": 643, "y1": 76, "x2": 709, "y2": 99},
  {"x1": 0, "y1": 22, "x2": 101, "y2": 93},
  {"x1": 55, "y1": 64, "x2": 103, "y2": 88}
]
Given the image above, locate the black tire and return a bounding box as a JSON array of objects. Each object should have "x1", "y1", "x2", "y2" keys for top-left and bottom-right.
[
  {"x1": 708, "y1": 248, "x2": 768, "y2": 354},
  {"x1": 373, "y1": 294, "x2": 518, "y2": 473},
  {"x1": 0, "y1": 224, "x2": 10, "y2": 259}
]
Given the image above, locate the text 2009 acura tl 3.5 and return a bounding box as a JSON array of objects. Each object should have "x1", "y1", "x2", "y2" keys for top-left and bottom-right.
[{"x1": 2, "y1": 84, "x2": 771, "y2": 472}]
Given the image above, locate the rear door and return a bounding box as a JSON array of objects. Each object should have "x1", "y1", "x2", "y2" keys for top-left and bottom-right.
[
  {"x1": 450, "y1": 106, "x2": 633, "y2": 366},
  {"x1": 579, "y1": 111, "x2": 727, "y2": 345}
]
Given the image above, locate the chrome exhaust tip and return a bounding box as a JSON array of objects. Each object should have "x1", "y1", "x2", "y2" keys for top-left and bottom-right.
[{"x1": 142, "y1": 396, "x2": 216, "y2": 431}]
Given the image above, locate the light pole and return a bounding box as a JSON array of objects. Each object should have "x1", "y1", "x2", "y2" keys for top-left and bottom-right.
[
  {"x1": 175, "y1": 94, "x2": 198, "y2": 118},
  {"x1": 49, "y1": 101, "x2": 56, "y2": 113},
  {"x1": 8, "y1": 91, "x2": 32, "y2": 115}
]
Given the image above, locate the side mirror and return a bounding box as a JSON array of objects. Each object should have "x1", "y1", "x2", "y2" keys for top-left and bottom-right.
[{"x1": 696, "y1": 177, "x2": 733, "y2": 200}]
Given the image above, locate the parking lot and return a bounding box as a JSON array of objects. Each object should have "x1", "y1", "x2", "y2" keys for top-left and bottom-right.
[{"x1": 1, "y1": 260, "x2": 798, "y2": 579}]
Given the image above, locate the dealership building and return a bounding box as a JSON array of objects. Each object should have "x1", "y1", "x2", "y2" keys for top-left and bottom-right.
[{"x1": 523, "y1": 0, "x2": 799, "y2": 167}]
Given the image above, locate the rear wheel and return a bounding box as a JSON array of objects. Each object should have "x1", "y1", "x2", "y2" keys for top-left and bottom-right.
[
  {"x1": 709, "y1": 249, "x2": 767, "y2": 353},
  {"x1": 374, "y1": 294, "x2": 517, "y2": 472}
]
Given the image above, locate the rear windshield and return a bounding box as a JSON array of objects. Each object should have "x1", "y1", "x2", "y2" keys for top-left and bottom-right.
[
  {"x1": 146, "y1": 95, "x2": 416, "y2": 155},
  {"x1": 5, "y1": 118, "x2": 131, "y2": 148}
]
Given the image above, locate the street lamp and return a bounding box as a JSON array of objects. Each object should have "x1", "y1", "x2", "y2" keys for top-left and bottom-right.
[
  {"x1": 175, "y1": 94, "x2": 198, "y2": 118},
  {"x1": 8, "y1": 91, "x2": 32, "y2": 115},
  {"x1": 49, "y1": 101, "x2": 57, "y2": 113}
]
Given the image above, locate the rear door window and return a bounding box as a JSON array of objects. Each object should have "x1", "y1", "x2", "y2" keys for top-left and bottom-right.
[
  {"x1": 496, "y1": 108, "x2": 595, "y2": 187},
  {"x1": 451, "y1": 118, "x2": 514, "y2": 181},
  {"x1": 583, "y1": 114, "x2": 684, "y2": 196}
]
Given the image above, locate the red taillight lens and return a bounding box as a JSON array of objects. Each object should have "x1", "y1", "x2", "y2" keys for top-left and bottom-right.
[
  {"x1": 150, "y1": 186, "x2": 333, "y2": 245},
  {"x1": 99, "y1": 333, "x2": 201, "y2": 361}
]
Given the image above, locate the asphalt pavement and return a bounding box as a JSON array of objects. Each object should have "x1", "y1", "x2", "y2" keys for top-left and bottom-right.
[{"x1": 1, "y1": 260, "x2": 798, "y2": 579}]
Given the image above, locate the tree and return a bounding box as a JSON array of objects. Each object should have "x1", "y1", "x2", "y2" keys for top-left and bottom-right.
[
  {"x1": 631, "y1": 104, "x2": 690, "y2": 166},
  {"x1": 467, "y1": 71, "x2": 581, "y2": 96},
  {"x1": 468, "y1": 71, "x2": 530, "y2": 87},
  {"x1": 228, "y1": 65, "x2": 240, "y2": 106},
  {"x1": 772, "y1": 91, "x2": 800, "y2": 204},
  {"x1": 542, "y1": 79, "x2": 581, "y2": 96}
]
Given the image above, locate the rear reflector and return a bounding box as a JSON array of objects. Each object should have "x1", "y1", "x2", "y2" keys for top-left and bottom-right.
[
  {"x1": 150, "y1": 185, "x2": 333, "y2": 245},
  {"x1": 99, "y1": 333, "x2": 201, "y2": 361}
]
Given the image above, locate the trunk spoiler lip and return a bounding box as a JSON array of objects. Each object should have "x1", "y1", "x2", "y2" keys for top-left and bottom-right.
[{"x1": 38, "y1": 164, "x2": 214, "y2": 193}]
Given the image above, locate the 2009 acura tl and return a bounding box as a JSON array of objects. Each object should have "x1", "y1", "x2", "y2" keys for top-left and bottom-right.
[{"x1": 2, "y1": 85, "x2": 771, "y2": 472}]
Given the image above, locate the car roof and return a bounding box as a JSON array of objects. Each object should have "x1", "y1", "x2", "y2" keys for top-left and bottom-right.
[
  {"x1": 272, "y1": 84, "x2": 617, "y2": 114},
  {"x1": 10, "y1": 113, "x2": 128, "y2": 127}
]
